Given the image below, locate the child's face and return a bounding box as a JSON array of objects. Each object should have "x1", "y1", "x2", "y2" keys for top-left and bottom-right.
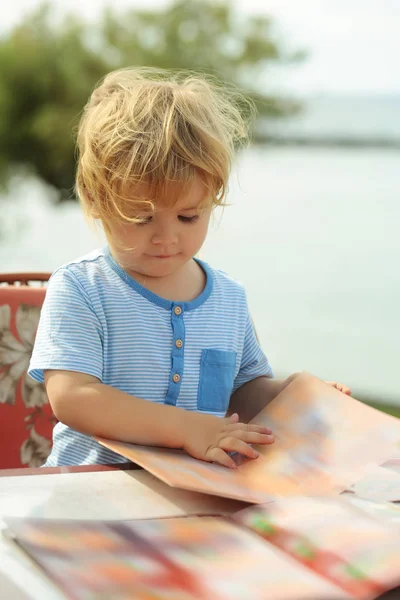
[{"x1": 107, "y1": 176, "x2": 212, "y2": 279}]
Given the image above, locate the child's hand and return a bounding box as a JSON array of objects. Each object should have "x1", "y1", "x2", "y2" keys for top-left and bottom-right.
[
  {"x1": 183, "y1": 412, "x2": 274, "y2": 469},
  {"x1": 325, "y1": 381, "x2": 352, "y2": 395}
]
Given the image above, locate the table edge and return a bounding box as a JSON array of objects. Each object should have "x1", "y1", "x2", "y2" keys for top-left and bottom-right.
[{"x1": 0, "y1": 463, "x2": 140, "y2": 477}]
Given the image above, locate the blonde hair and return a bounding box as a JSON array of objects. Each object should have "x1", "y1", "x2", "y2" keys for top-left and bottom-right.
[{"x1": 76, "y1": 67, "x2": 255, "y2": 227}]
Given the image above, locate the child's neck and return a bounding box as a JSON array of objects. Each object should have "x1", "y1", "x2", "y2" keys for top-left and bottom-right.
[{"x1": 129, "y1": 259, "x2": 206, "y2": 303}]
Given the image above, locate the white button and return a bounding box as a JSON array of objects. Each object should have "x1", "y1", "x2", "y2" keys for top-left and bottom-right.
[
  {"x1": 172, "y1": 373, "x2": 181, "y2": 383},
  {"x1": 175, "y1": 339, "x2": 183, "y2": 349},
  {"x1": 174, "y1": 306, "x2": 182, "y2": 316}
]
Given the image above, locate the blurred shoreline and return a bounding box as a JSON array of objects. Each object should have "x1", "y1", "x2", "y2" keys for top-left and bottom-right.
[
  {"x1": 254, "y1": 136, "x2": 400, "y2": 149},
  {"x1": 257, "y1": 94, "x2": 400, "y2": 149}
]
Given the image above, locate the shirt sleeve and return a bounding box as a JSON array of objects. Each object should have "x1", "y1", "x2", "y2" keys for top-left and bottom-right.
[
  {"x1": 232, "y1": 312, "x2": 274, "y2": 392},
  {"x1": 28, "y1": 267, "x2": 103, "y2": 383}
]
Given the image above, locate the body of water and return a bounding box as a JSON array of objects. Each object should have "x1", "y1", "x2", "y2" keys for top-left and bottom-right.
[
  {"x1": 263, "y1": 95, "x2": 400, "y2": 144},
  {"x1": 1, "y1": 144, "x2": 399, "y2": 404}
]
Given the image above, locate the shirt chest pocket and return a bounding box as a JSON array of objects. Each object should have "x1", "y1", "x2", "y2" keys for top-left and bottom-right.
[{"x1": 197, "y1": 349, "x2": 237, "y2": 413}]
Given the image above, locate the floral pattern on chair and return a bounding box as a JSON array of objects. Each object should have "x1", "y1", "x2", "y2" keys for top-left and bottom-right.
[{"x1": 0, "y1": 281, "x2": 56, "y2": 469}]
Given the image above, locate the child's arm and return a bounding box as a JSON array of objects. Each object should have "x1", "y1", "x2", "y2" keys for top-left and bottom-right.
[
  {"x1": 45, "y1": 370, "x2": 274, "y2": 469},
  {"x1": 229, "y1": 374, "x2": 352, "y2": 423},
  {"x1": 228, "y1": 376, "x2": 285, "y2": 423}
]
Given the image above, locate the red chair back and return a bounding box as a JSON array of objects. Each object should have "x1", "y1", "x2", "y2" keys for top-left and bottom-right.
[{"x1": 0, "y1": 273, "x2": 56, "y2": 468}]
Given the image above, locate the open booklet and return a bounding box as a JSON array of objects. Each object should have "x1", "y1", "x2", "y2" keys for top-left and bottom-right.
[
  {"x1": 96, "y1": 373, "x2": 400, "y2": 504},
  {"x1": 4, "y1": 495, "x2": 400, "y2": 600},
  {"x1": 349, "y1": 460, "x2": 400, "y2": 503}
]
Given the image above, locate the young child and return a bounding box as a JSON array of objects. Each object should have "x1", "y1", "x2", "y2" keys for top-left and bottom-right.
[{"x1": 29, "y1": 67, "x2": 350, "y2": 468}]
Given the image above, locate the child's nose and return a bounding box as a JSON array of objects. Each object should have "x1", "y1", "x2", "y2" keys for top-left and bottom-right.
[{"x1": 151, "y1": 223, "x2": 178, "y2": 246}]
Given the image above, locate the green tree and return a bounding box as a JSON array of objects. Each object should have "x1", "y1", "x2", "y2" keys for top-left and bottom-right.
[{"x1": 0, "y1": 1, "x2": 305, "y2": 202}]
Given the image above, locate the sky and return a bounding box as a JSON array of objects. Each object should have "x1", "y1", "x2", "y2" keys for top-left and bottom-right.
[{"x1": 1, "y1": 0, "x2": 400, "y2": 96}]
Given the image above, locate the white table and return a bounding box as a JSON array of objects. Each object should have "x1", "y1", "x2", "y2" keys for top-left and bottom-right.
[{"x1": 0, "y1": 465, "x2": 245, "y2": 600}]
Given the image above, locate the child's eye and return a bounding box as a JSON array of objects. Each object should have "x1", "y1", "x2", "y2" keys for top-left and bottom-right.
[{"x1": 178, "y1": 215, "x2": 199, "y2": 224}]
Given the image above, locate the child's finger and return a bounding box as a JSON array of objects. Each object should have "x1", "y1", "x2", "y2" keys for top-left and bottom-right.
[
  {"x1": 325, "y1": 381, "x2": 337, "y2": 388},
  {"x1": 229, "y1": 430, "x2": 275, "y2": 445},
  {"x1": 226, "y1": 422, "x2": 273, "y2": 435},
  {"x1": 245, "y1": 423, "x2": 273, "y2": 434},
  {"x1": 206, "y1": 447, "x2": 237, "y2": 469},
  {"x1": 226, "y1": 413, "x2": 239, "y2": 424},
  {"x1": 327, "y1": 381, "x2": 352, "y2": 395},
  {"x1": 219, "y1": 437, "x2": 259, "y2": 459}
]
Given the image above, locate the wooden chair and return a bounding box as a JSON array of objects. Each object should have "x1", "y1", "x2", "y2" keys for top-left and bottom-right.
[{"x1": 0, "y1": 272, "x2": 56, "y2": 468}]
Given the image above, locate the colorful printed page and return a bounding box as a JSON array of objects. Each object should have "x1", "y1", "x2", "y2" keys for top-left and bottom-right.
[
  {"x1": 244, "y1": 372, "x2": 400, "y2": 496},
  {"x1": 381, "y1": 458, "x2": 400, "y2": 475},
  {"x1": 97, "y1": 373, "x2": 400, "y2": 503},
  {"x1": 348, "y1": 465, "x2": 400, "y2": 502},
  {"x1": 96, "y1": 441, "x2": 275, "y2": 503},
  {"x1": 344, "y1": 495, "x2": 400, "y2": 533},
  {"x1": 4, "y1": 515, "x2": 350, "y2": 600},
  {"x1": 234, "y1": 495, "x2": 400, "y2": 599},
  {"x1": 5, "y1": 495, "x2": 400, "y2": 600}
]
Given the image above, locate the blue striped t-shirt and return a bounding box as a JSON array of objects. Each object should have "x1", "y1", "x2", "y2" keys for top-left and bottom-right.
[{"x1": 29, "y1": 247, "x2": 273, "y2": 466}]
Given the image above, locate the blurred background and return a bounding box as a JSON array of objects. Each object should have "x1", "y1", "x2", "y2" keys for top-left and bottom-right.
[{"x1": 0, "y1": 0, "x2": 399, "y2": 409}]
